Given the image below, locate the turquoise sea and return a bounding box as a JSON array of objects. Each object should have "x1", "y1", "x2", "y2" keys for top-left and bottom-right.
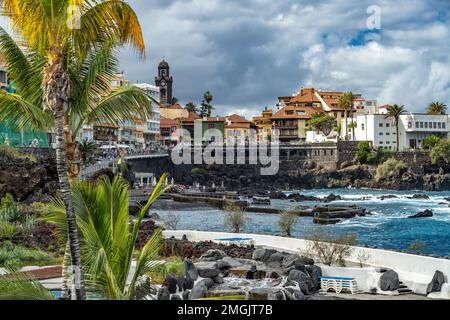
[{"x1": 154, "y1": 188, "x2": 450, "y2": 257}]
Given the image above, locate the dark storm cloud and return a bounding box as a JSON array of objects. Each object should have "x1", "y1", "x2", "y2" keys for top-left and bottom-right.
[{"x1": 119, "y1": 0, "x2": 450, "y2": 118}]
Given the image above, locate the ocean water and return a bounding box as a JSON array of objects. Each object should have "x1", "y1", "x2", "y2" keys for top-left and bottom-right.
[{"x1": 154, "y1": 188, "x2": 450, "y2": 257}]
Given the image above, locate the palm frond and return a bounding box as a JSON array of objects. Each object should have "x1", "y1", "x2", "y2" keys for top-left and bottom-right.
[
  {"x1": 78, "y1": 86, "x2": 154, "y2": 131},
  {"x1": 0, "y1": 91, "x2": 52, "y2": 130},
  {"x1": 0, "y1": 273, "x2": 55, "y2": 300}
]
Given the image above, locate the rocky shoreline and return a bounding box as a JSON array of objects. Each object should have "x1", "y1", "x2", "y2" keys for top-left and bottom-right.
[{"x1": 173, "y1": 162, "x2": 450, "y2": 196}]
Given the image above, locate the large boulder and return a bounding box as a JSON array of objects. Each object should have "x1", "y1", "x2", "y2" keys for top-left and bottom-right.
[
  {"x1": 306, "y1": 265, "x2": 322, "y2": 290},
  {"x1": 195, "y1": 261, "x2": 221, "y2": 278},
  {"x1": 284, "y1": 287, "x2": 307, "y2": 300},
  {"x1": 184, "y1": 258, "x2": 198, "y2": 281},
  {"x1": 252, "y1": 248, "x2": 276, "y2": 262},
  {"x1": 247, "y1": 288, "x2": 284, "y2": 300},
  {"x1": 156, "y1": 286, "x2": 170, "y2": 300},
  {"x1": 379, "y1": 270, "x2": 400, "y2": 291},
  {"x1": 266, "y1": 252, "x2": 287, "y2": 268},
  {"x1": 287, "y1": 270, "x2": 312, "y2": 295},
  {"x1": 199, "y1": 249, "x2": 227, "y2": 261},
  {"x1": 190, "y1": 282, "x2": 208, "y2": 300},
  {"x1": 221, "y1": 256, "x2": 243, "y2": 268},
  {"x1": 427, "y1": 271, "x2": 446, "y2": 295},
  {"x1": 163, "y1": 274, "x2": 178, "y2": 294}
]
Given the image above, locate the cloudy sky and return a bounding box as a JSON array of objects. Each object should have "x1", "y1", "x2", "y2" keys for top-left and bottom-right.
[{"x1": 117, "y1": 0, "x2": 450, "y2": 118}]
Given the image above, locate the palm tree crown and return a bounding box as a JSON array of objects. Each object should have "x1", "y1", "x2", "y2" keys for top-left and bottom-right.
[{"x1": 426, "y1": 101, "x2": 447, "y2": 115}]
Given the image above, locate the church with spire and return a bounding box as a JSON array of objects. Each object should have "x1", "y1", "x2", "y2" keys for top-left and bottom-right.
[{"x1": 155, "y1": 59, "x2": 173, "y2": 106}]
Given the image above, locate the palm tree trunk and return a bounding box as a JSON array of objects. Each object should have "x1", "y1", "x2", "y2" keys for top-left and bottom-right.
[
  {"x1": 55, "y1": 109, "x2": 86, "y2": 300},
  {"x1": 43, "y1": 55, "x2": 86, "y2": 300},
  {"x1": 344, "y1": 109, "x2": 348, "y2": 140},
  {"x1": 351, "y1": 111, "x2": 355, "y2": 141},
  {"x1": 61, "y1": 240, "x2": 72, "y2": 300},
  {"x1": 396, "y1": 123, "x2": 400, "y2": 151}
]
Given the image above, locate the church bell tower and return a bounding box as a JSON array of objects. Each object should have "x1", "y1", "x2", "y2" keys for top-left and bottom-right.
[{"x1": 155, "y1": 59, "x2": 173, "y2": 105}]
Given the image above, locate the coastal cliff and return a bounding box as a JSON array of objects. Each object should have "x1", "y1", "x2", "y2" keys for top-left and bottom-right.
[{"x1": 172, "y1": 161, "x2": 450, "y2": 195}]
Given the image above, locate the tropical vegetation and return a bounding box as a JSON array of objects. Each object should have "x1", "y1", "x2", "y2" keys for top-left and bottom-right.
[
  {"x1": 355, "y1": 141, "x2": 374, "y2": 164},
  {"x1": 421, "y1": 135, "x2": 442, "y2": 151},
  {"x1": 430, "y1": 139, "x2": 450, "y2": 164},
  {"x1": 307, "y1": 113, "x2": 336, "y2": 136},
  {"x1": 337, "y1": 92, "x2": 355, "y2": 141},
  {"x1": 426, "y1": 101, "x2": 447, "y2": 115},
  {"x1": 375, "y1": 158, "x2": 407, "y2": 181},
  {"x1": 40, "y1": 175, "x2": 168, "y2": 300},
  {"x1": 0, "y1": 0, "x2": 150, "y2": 300},
  {"x1": 384, "y1": 104, "x2": 405, "y2": 151}
]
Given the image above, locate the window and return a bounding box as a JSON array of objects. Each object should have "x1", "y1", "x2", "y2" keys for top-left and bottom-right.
[
  {"x1": 362, "y1": 123, "x2": 365, "y2": 131},
  {"x1": 433, "y1": 122, "x2": 437, "y2": 129},
  {"x1": 386, "y1": 133, "x2": 390, "y2": 136},
  {"x1": 379, "y1": 141, "x2": 383, "y2": 144},
  {"x1": 438, "y1": 122, "x2": 442, "y2": 129},
  {"x1": 379, "y1": 132, "x2": 383, "y2": 136},
  {"x1": 429, "y1": 122, "x2": 432, "y2": 128},
  {"x1": 386, "y1": 141, "x2": 390, "y2": 145},
  {"x1": 379, "y1": 123, "x2": 383, "y2": 127},
  {"x1": 420, "y1": 122, "x2": 424, "y2": 128},
  {"x1": 415, "y1": 121, "x2": 419, "y2": 128},
  {"x1": 408, "y1": 122, "x2": 412, "y2": 129},
  {"x1": 443, "y1": 123, "x2": 446, "y2": 129},
  {"x1": 208, "y1": 124, "x2": 215, "y2": 129},
  {"x1": 386, "y1": 123, "x2": 390, "y2": 128},
  {"x1": 425, "y1": 122, "x2": 428, "y2": 129}
]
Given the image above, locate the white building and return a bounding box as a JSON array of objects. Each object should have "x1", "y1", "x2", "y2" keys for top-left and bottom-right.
[
  {"x1": 352, "y1": 113, "x2": 450, "y2": 151},
  {"x1": 134, "y1": 83, "x2": 161, "y2": 147}
]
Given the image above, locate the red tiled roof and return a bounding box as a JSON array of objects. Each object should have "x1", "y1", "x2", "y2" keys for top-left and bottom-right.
[
  {"x1": 271, "y1": 105, "x2": 320, "y2": 120},
  {"x1": 160, "y1": 117, "x2": 179, "y2": 126}
]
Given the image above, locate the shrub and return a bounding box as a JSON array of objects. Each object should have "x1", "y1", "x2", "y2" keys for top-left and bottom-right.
[
  {"x1": 278, "y1": 210, "x2": 298, "y2": 237},
  {"x1": 0, "y1": 241, "x2": 50, "y2": 270},
  {"x1": 223, "y1": 204, "x2": 248, "y2": 233},
  {"x1": 355, "y1": 141, "x2": 373, "y2": 164},
  {"x1": 305, "y1": 233, "x2": 357, "y2": 266},
  {"x1": 163, "y1": 212, "x2": 181, "y2": 230},
  {"x1": 421, "y1": 135, "x2": 442, "y2": 151},
  {"x1": 147, "y1": 256, "x2": 184, "y2": 284},
  {"x1": 430, "y1": 139, "x2": 450, "y2": 164},
  {"x1": 375, "y1": 158, "x2": 407, "y2": 181}
]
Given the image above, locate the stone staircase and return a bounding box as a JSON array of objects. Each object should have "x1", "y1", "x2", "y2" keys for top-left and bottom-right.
[{"x1": 398, "y1": 281, "x2": 413, "y2": 295}]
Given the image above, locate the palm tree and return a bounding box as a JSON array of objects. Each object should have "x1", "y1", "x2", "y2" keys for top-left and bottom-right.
[
  {"x1": 185, "y1": 102, "x2": 197, "y2": 114},
  {"x1": 0, "y1": 0, "x2": 146, "y2": 300},
  {"x1": 79, "y1": 139, "x2": 98, "y2": 165},
  {"x1": 42, "y1": 175, "x2": 168, "y2": 300},
  {"x1": 426, "y1": 101, "x2": 447, "y2": 115},
  {"x1": 384, "y1": 104, "x2": 405, "y2": 151},
  {"x1": 338, "y1": 92, "x2": 355, "y2": 140}
]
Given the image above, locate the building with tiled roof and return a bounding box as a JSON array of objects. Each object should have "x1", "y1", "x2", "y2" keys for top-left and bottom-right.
[
  {"x1": 224, "y1": 114, "x2": 256, "y2": 142},
  {"x1": 159, "y1": 117, "x2": 180, "y2": 146},
  {"x1": 253, "y1": 108, "x2": 274, "y2": 142},
  {"x1": 160, "y1": 103, "x2": 189, "y2": 120},
  {"x1": 271, "y1": 105, "x2": 321, "y2": 143}
]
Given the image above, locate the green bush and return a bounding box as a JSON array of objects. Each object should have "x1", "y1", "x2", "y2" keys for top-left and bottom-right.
[
  {"x1": 375, "y1": 158, "x2": 407, "y2": 181},
  {"x1": 421, "y1": 135, "x2": 442, "y2": 151},
  {"x1": 147, "y1": 257, "x2": 184, "y2": 284},
  {"x1": 355, "y1": 141, "x2": 373, "y2": 164},
  {"x1": 430, "y1": 139, "x2": 450, "y2": 164},
  {"x1": 0, "y1": 241, "x2": 50, "y2": 270}
]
